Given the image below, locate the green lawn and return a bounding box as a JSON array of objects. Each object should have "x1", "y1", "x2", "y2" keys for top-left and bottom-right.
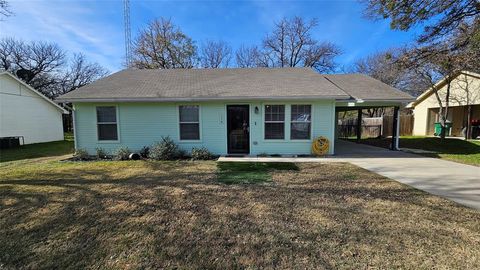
[
  {"x1": 0, "y1": 157, "x2": 479, "y2": 269},
  {"x1": 217, "y1": 162, "x2": 299, "y2": 184},
  {"x1": 0, "y1": 133, "x2": 74, "y2": 163},
  {"x1": 356, "y1": 136, "x2": 480, "y2": 166}
]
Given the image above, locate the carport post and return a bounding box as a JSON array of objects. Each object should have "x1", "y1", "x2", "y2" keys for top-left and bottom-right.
[
  {"x1": 356, "y1": 109, "x2": 362, "y2": 141},
  {"x1": 391, "y1": 106, "x2": 399, "y2": 150}
]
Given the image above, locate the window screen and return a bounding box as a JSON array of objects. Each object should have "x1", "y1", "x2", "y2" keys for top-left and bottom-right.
[
  {"x1": 96, "y1": 106, "x2": 118, "y2": 140},
  {"x1": 179, "y1": 105, "x2": 200, "y2": 140}
]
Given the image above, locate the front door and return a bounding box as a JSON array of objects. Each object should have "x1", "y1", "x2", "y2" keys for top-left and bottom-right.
[{"x1": 227, "y1": 105, "x2": 250, "y2": 154}]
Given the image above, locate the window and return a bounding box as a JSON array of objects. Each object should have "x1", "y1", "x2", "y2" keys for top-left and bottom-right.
[
  {"x1": 179, "y1": 105, "x2": 200, "y2": 140},
  {"x1": 291, "y1": 105, "x2": 311, "y2": 140},
  {"x1": 96, "y1": 106, "x2": 118, "y2": 141},
  {"x1": 264, "y1": 105, "x2": 285, "y2": 139}
]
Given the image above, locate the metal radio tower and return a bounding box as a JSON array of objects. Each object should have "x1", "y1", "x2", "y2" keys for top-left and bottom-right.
[{"x1": 123, "y1": 0, "x2": 132, "y2": 67}]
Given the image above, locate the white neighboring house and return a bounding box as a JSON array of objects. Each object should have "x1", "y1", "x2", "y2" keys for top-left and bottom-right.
[
  {"x1": 0, "y1": 71, "x2": 68, "y2": 144},
  {"x1": 408, "y1": 71, "x2": 480, "y2": 137}
]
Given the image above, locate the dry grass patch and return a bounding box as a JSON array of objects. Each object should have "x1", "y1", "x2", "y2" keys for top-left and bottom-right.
[{"x1": 0, "y1": 158, "x2": 479, "y2": 269}]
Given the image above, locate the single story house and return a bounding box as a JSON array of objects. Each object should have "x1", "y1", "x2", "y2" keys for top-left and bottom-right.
[
  {"x1": 56, "y1": 68, "x2": 413, "y2": 156},
  {"x1": 408, "y1": 71, "x2": 480, "y2": 137},
  {"x1": 0, "y1": 71, "x2": 68, "y2": 145}
]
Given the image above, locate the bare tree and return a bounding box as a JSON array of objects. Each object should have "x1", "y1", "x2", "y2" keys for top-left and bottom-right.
[
  {"x1": 400, "y1": 17, "x2": 480, "y2": 139},
  {"x1": 452, "y1": 19, "x2": 480, "y2": 73},
  {"x1": 131, "y1": 18, "x2": 197, "y2": 69},
  {"x1": 235, "y1": 44, "x2": 269, "y2": 68},
  {"x1": 263, "y1": 18, "x2": 290, "y2": 67},
  {"x1": 0, "y1": 37, "x2": 17, "y2": 70},
  {"x1": 303, "y1": 42, "x2": 341, "y2": 73},
  {"x1": 363, "y1": 0, "x2": 480, "y2": 44},
  {"x1": 0, "y1": 38, "x2": 65, "y2": 94},
  {"x1": 0, "y1": 37, "x2": 108, "y2": 98},
  {"x1": 401, "y1": 45, "x2": 461, "y2": 139},
  {"x1": 354, "y1": 51, "x2": 403, "y2": 86},
  {"x1": 0, "y1": 0, "x2": 12, "y2": 19},
  {"x1": 200, "y1": 40, "x2": 232, "y2": 68},
  {"x1": 353, "y1": 49, "x2": 430, "y2": 97},
  {"x1": 261, "y1": 16, "x2": 341, "y2": 72},
  {"x1": 55, "y1": 53, "x2": 109, "y2": 97},
  {"x1": 0, "y1": 38, "x2": 66, "y2": 78}
]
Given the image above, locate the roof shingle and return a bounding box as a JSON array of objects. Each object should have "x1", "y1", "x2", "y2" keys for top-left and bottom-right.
[
  {"x1": 324, "y1": 73, "x2": 413, "y2": 101},
  {"x1": 57, "y1": 67, "x2": 413, "y2": 102},
  {"x1": 58, "y1": 67, "x2": 349, "y2": 101}
]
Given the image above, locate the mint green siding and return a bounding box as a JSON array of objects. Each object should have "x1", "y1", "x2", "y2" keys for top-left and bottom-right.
[{"x1": 73, "y1": 100, "x2": 336, "y2": 155}]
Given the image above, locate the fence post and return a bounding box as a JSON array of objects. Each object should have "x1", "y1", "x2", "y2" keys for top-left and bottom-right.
[
  {"x1": 391, "y1": 106, "x2": 399, "y2": 150},
  {"x1": 357, "y1": 109, "x2": 362, "y2": 141},
  {"x1": 380, "y1": 114, "x2": 384, "y2": 137}
]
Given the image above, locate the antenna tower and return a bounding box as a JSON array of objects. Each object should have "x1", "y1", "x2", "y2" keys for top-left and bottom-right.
[{"x1": 123, "y1": 0, "x2": 132, "y2": 66}]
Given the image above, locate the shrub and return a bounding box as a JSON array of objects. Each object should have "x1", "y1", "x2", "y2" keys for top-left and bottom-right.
[
  {"x1": 149, "y1": 136, "x2": 181, "y2": 160},
  {"x1": 95, "y1": 147, "x2": 109, "y2": 159},
  {"x1": 178, "y1": 148, "x2": 188, "y2": 159},
  {"x1": 113, "y1": 146, "x2": 131, "y2": 161},
  {"x1": 191, "y1": 147, "x2": 214, "y2": 160},
  {"x1": 139, "y1": 146, "x2": 149, "y2": 158},
  {"x1": 73, "y1": 148, "x2": 90, "y2": 161}
]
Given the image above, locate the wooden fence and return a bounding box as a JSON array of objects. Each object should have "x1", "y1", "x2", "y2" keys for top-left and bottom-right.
[
  {"x1": 382, "y1": 115, "x2": 414, "y2": 137},
  {"x1": 337, "y1": 115, "x2": 414, "y2": 138}
]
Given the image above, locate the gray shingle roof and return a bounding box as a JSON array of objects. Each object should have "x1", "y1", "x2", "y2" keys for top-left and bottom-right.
[
  {"x1": 58, "y1": 67, "x2": 349, "y2": 101},
  {"x1": 324, "y1": 73, "x2": 413, "y2": 101},
  {"x1": 57, "y1": 67, "x2": 413, "y2": 102}
]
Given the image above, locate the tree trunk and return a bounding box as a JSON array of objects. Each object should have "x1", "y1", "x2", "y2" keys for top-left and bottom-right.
[
  {"x1": 466, "y1": 105, "x2": 472, "y2": 140},
  {"x1": 440, "y1": 80, "x2": 452, "y2": 140}
]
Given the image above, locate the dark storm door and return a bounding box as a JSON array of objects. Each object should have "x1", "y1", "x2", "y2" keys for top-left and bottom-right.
[{"x1": 227, "y1": 105, "x2": 250, "y2": 154}]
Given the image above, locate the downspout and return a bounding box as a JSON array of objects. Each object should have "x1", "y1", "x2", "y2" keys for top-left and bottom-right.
[
  {"x1": 391, "y1": 106, "x2": 399, "y2": 150},
  {"x1": 395, "y1": 112, "x2": 400, "y2": 150},
  {"x1": 331, "y1": 101, "x2": 336, "y2": 155},
  {"x1": 72, "y1": 105, "x2": 78, "y2": 151}
]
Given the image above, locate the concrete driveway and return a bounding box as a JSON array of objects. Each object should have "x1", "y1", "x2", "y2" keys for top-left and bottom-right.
[{"x1": 334, "y1": 140, "x2": 480, "y2": 210}]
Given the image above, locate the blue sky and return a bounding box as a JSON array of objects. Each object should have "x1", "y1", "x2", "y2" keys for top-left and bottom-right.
[{"x1": 1, "y1": 0, "x2": 421, "y2": 73}]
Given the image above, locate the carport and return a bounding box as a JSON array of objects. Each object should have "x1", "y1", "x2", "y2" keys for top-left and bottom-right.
[
  {"x1": 324, "y1": 74, "x2": 414, "y2": 153},
  {"x1": 335, "y1": 104, "x2": 400, "y2": 150}
]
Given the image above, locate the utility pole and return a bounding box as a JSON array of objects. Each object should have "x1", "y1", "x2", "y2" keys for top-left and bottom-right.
[{"x1": 123, "y1": 0, "x2": 132, "y2": 67}]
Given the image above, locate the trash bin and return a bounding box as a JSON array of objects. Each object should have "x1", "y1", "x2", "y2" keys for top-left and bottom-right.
[{"x1": 434, "y1": 122, "x2": 452, "y2": 136}]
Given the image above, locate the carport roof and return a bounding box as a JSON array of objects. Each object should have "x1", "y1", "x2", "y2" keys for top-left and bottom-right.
[{"x1": 324, "y1": 73, "x2": 413, "y2": 102}]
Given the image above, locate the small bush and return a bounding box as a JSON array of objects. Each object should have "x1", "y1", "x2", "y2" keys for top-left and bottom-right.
[
  {"x1": 149, "y1": 137, "x2": 181, "y2": 160},
  {"x1": 95, "y1": 147, "x2": 109, "y2": 159},
  {"x1": 73, "y1": 148, "x2": 90, "y2": 161},
  {"x1": 139, "y1": 146, "x2": 149, "y2": 158},
  {"x1": 113, "y1": 146, "x2": 131, "y2": 161},
  {"x1": 178, "y1": 148, "x2": 188, "y2": 159},
  {"x1": 191, "y1": 147, "x2": 214, "y2": 160}
]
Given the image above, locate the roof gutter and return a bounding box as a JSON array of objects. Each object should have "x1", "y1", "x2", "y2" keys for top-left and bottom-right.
[
  {"x1": 337, "y1": 98, "x2": 415, "y2": 103},
  {"x1": 56, "y1": 95, "x2": 352, "y2": 103}
]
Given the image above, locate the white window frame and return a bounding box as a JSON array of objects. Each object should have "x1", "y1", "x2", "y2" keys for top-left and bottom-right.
[
  {"x1": 264, "y1": 104, "x2": 285, "y2": 140},
  {"x1": 178, "y1": 105, "x2": 201, "y2": 141},
  {"x1": 96, "y1": 105, "x2": 120, "y2": 142},
  {"x1": 290, "y1": 104, "x2": 312, "y2": 140}
]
